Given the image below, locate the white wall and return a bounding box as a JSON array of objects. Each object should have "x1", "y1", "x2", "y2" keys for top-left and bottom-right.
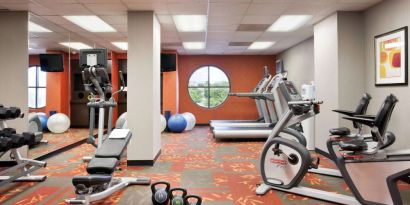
[
  {"x1": 127, "y1": 11, "x2": 161, "y2": 163},
  {"x1": 278, "y1": 37, "x2": 314, "y2": 89},
  {"x1": 314, "y1": 13, "x2": 340, "y2": 152},
  {"x1": 337, "y1": 12, "x2": 366, "y2": 128},
  {"x1": 364, "y1": 0, "x2": 410, "y2": 150},
  {"x1": 0, "y1": 11, "x2": 29, "y2": 159},
  {"x1": 313, "y1": 12, "x2": 366, "y2": 153}
]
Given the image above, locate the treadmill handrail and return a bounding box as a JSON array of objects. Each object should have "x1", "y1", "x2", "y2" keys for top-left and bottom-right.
[{"x1": 229, "y1": 92, "x2": 275, "y2": 101}]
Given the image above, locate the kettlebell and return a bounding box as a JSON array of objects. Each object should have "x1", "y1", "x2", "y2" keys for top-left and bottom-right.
[
  {"x1": 184, "y1": 195, "x2": 202, "y2": 205},
  {"x1": 151, "y1": 181, "x2": 171, "y2": 205},
  {"x1": 170, "y1": 188, "x2": 188, "y2": 205}
]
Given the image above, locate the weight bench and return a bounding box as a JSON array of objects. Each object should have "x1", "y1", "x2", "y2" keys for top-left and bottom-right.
[{"x1": 66, "y1": 129, "x2": 150, "y2": 205}]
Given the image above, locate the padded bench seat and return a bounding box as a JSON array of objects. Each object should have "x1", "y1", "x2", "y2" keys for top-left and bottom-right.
[
  {"x1": 87, "y1": 157, "x2": 119, "y2": 175},
  {"x1": 329, "y1": 127, "x2": 350, "y2": 136},
  {"x1": 338, "y1": 139, "x2": 368, "y2": 152},
  {"x1": 95, "y1": 129, "x2": 132, "y2": 160}
]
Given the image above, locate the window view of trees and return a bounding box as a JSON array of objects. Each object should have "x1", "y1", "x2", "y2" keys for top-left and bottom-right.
[{"x1": 188, "y1": 66, "x2": 230, "y2": 108}]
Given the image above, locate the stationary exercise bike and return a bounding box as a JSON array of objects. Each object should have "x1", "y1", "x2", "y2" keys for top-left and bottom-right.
[
  {"x1": 327, "y1": 94, "x2": 410, "y2": 205},
  {"x1": 256, "y1": 80, "x2": 360, "y2": 204}
]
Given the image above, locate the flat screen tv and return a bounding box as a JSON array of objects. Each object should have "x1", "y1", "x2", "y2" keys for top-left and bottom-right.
[
  {"x1": 39, "y1": 54, "x2": 64, "y2": 72},
  {"x1": 161, "y1": 53, "x2": 176, "y2": 72}
]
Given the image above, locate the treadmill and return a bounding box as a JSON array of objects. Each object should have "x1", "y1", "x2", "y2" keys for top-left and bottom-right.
[
  {"x1": 210, "y1": 66, "x2": 273, "y2": 129},
  {"x1": 212, "y1": 73, "x2": 288, "y2": 139}
]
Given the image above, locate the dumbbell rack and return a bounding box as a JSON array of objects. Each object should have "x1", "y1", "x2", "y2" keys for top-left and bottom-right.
[{"x1": 0, "y1": 116, "x2": 47, "y2": 186}]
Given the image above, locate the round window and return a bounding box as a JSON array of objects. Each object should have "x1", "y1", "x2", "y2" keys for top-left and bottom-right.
[{"x1": 188, "y1": 66, "x2": 230, "y2": 108}]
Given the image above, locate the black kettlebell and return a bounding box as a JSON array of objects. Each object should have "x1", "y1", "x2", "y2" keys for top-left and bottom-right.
[
  {"x1": 184, "y1": 195, "x2": 202, "y2": 205},
  {"x1": 151, "y1": 181, "x2": 171, "y2": 205},
  {"x1": 170, "y1": 188, "x2": 187, "y2": 205}
]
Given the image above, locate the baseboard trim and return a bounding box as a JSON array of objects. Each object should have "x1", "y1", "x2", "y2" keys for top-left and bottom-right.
[
  {"x1": 127, "y1": 149, "x2": 161, "y2": 166},
  {"x1": 35, "y1": 138, "x2": 87, "y2": 161}
]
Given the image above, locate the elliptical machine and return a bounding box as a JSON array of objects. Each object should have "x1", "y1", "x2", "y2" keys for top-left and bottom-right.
[
  {"x1": 80, "y1": 49, "x2": 125, "y2": 161},
  {"x1": 256, "y1": 80, "x2": 360, "y2": 204}
]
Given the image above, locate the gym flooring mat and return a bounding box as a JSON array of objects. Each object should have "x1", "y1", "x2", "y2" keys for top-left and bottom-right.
[{"x1": 1, "y1": 127, "x2": 409, "y2": 205}]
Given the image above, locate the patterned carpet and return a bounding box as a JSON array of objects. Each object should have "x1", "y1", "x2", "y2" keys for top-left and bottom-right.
[{"x1": 0, "y1": 127, "x2": 409, "y2": 205}]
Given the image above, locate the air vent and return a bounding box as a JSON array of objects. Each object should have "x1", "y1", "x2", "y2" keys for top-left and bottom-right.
[
  {"x1": 237, "y1": 24, "x2": 270, "y2": 31},
  {"x1": 229, "y1": 42, "x2": 252, "y2": 46},
  {"x1": 162, "y1": 42, "x2": 182, "y2": 47}
]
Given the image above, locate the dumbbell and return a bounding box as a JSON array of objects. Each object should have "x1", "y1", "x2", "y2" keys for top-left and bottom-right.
[
  {"x1": 0, "y1": 107, "x2": 12, "y2": 119},
  {"x1": 22, "y1": 132, "x2": 36, "y2": 146},
  {"x1": 1, "y1": 129, "x2": 25, "y2": 148},
  {"x1": 9, "y1": 107, "x2": 21, "y2": 118},
  {"x1": 151, "y1": 181, "x2": 171, "y2": 205},
  {"x1": 170, "y1": 188, "x2": 187, "y2": 205},
  {"x1": 184, "y1": 195, "x2": 202, "y2": 205},
  {"x1": 0, "y1": 137, "x2": 12, "y2": 152}
]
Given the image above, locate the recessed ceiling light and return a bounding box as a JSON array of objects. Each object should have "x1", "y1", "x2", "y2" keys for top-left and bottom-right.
[
  {"x1": 112, "y1": 42, "x2": 128, "y2": 50},
  {"x1": 60, "y1": 42, "x2": 92, "y2": 50},
  {"x1": 248, "y1": 42, "x2": 275, "y2": 50},
  {"x1": 183, "y1": 42, "x2": 205, "y2": 50},
  {"x1": 29, "y1": 22, "x2": 51, "y2": 32},
  {"x1": 63, "y1": 16, "x2": 116, "y2": 32},
  {"x1": 268, "y1": 15, "x2": 312, "y2": 32},
  {"x1": 173, "y1": 15, "x2": 207, "y2": 32}
]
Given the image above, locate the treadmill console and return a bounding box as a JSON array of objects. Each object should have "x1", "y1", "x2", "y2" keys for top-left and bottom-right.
[{"x1": 279, "y1": 80, "x2": 303, "y2": 102}]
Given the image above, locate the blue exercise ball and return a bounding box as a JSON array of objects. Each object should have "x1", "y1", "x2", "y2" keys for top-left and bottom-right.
[
  {"x1": 37, "y1": 113, "x2": 48, "y2": 131},
  {"x1": 167, "y1": 114, "x2": 187, "y2": 133}
]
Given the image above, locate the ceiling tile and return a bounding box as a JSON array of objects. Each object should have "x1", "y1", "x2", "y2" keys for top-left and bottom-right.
[
  {"x1": 246, "y1": 3, "x2": 288, "y2": 15},
  {"x1": 179, "y1": 32, "x2": 206, "y2": 41},
  {"x1": 100, "y1": 15, "x2": 127, "y2": 25},
  {"x1": 237, "y1": 24, "x2": 270, "y2": 31},
  {"x1": 241, "y1": 15, "x2": 279, "y2": 24},
  {"x1": 156, "y1": 14, "x2": 174, "y2": 25},
  {"x1": 39, "y1": 3, "x2": 91, "y2": 15},
  {"x1": 167, "y1": 2, "x2": 207, "y2": 15},
  {"x1": 208, "y1": 15, "x2": 242, "y2": 26},
  {"x1": 84, "y1": 3, "x2": 127, "y2": 15},
  {"x1": 233, "y1": 31, "x2": 262, "y2": 41},
  {"x1": 208, "y1": 2, "x2": 249, "y2": 16}
]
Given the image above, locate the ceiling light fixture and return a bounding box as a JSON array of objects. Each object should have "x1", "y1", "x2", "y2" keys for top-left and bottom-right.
[
  {"x1": 111, "y1": 42, "x2": 128, "y2": 50},
  {"x1": 173, "y1": 15, "x2": 207, "y2": 32},
  {"x1": 268, "y1": 15, "x2": 312, "y2": 32},
  {"x1": 60, "y1": 42, "x2": 92, "y2": 50},
  {"x1": 248, "y1": 42, "x2": 275, "y2": 50},
  {"x1": 183, "y1": 42, "x2": 205, "y2": 50},
  {"x1": 63, "y1": 16, "x2": 116, "y2": 32},
  {"x1": 29, "y1": 22, "x2": 52, "y2": 32}
]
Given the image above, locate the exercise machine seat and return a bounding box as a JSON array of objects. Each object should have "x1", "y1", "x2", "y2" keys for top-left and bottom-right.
[
  {"x1": 338, "y1": 139, "x2": 368, "y2": 152},
  {"x1": 87, "y1": 157, "x2": 119, "y2": 175},
  {"x1": 94, "y1": 130, "x2": 131, "y2": 159},
  {"x1": 72, "y1": 175, "x2": 113, "y2": 188},
  {"x1": 329, "y1": 127, "x2": 351, "y2": 136}
]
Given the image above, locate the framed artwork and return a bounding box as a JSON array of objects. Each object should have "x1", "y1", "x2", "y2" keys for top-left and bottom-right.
[{"x1": 375, "y1": 26, "x2": 408, "y2": 86}]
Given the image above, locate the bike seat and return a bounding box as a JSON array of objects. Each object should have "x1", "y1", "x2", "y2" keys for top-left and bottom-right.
[
  {"x1": 338, "y1": 139, "x2": 367, "y2": 151},
  {"x1": 72, "y1": 175, "x2": 112, "y2": 188},
  {"x1": 329, "y1": 127, "x2": 350, "y2": 136}
]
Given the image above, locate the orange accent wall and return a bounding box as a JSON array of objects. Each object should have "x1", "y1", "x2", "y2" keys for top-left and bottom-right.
[
  {"x1": 111, "y1": 52, "x2": 119, "y2": 125},
  {"x1": 178, "y1": 55, "x2": 276, "y2": 124},
  {"x1": 45, "y1": 51, "x2": 70, "y2": 116},
  {"x1": 161, "y1": 51, "x2": 179, "y2": 115},
  {"x1": 28, "y1": 53, "x2": 70, "y2": 116}
]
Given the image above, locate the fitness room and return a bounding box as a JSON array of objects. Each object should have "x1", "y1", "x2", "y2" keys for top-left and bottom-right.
[{"x1": 0, "y1": 0, "x2": 409, "y2": 204}]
